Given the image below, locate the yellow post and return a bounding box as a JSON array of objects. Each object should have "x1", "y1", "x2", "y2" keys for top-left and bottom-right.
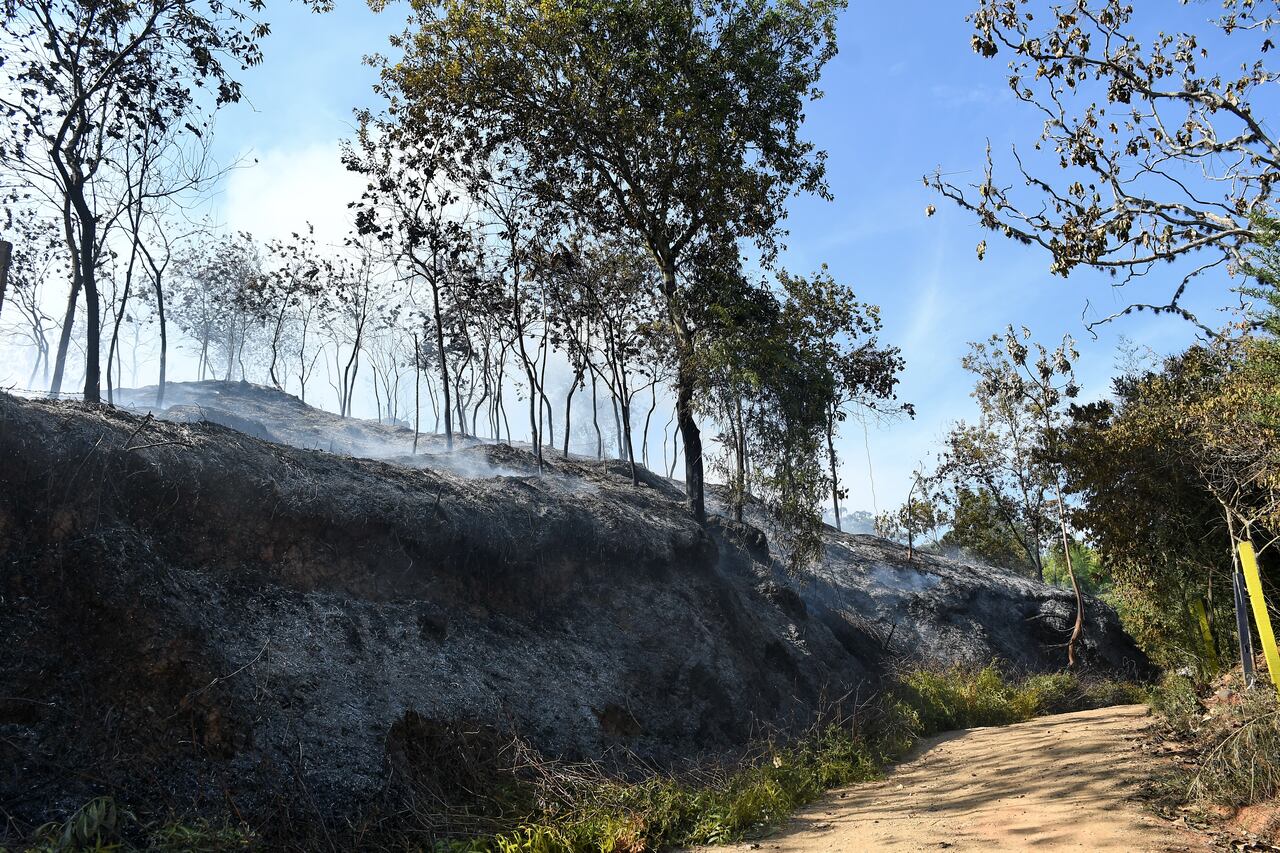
[
  {"x1": 1191, "y1": 597, "x2": 1220, "y2": 677},
  {"x1": 1237, "y1": 540, "x2": 1280, "y2": 695}
]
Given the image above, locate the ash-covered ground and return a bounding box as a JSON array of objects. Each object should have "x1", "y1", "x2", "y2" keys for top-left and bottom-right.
[{"x1": 0, "y1": 382, "x2": 1149, "y2": 838}]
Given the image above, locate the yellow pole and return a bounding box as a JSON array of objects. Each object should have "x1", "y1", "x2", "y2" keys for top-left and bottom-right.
[
  {"x1": 1191, "y1": 597, "x2": 1220, "y2": 677},
  {"x1": 1237, "y1": 540, "x2": 1280, "y2": 695}
]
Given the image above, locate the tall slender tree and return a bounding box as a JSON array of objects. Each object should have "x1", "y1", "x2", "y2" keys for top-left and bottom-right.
[{"x1": 380, "y1": 0, "x2": 846, "y2": 520}]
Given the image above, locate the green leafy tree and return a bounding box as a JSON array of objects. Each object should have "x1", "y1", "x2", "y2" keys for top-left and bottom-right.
[
  {"x1": 939, "y1": 485, "x2": 1033, "y2": 573},
  {"x1": 379, "y1": 0, "x2": 846, "y2": 521},
  {"x1": 778, "y1": 267, "x2": 911, "y2": 533},
  {"x1": 935, "y1": 327, "x2": 1085, "y2": 664},
  {"x1": 876, "y1": 471, "x2": 947, "y2": 560},
  {"x1": 1062, "y1": 351, "x2": 1241, "y2": 669}
]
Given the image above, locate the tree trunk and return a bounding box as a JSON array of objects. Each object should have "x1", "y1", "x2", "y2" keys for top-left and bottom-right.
[
  {"x1": 642, "y1": 378, "x2": 657, "y2": 469},
  {"x1": 659, "y1": 264, "x2": 705, "y2": 521},
  {"x1": 674, "y1": 371, "x2": 704, "y2": 521},
  {"x1": 0, "y1": 239, "x2": 11, "y2": 321},
  {"x1": 620, "y1": 394, "x2": 637, "y2": 485},
  {"x1": 76, "y1": 209, "x2": 101, "y2": 404},
  {"x1": 269, "y1": 302, "x2": 288, "y2": 390},
  {"x1": 734, "y1": 396, "x2": 745, "y2": 523},
  {"x1": 591, "y1": 367, "x2": 602, "y2": 459},
  {"x1": 49, "y1": 198, "x2": 82, "y2": 399},
  {"x1": 155, "y1": 283, "x2": 167, "y2": 408},
  {"x1": 827, "y1": 418, "x2": 841, "y2": 532},
  {"x1": 611, "y1": 391, "x2": 623, "y2": 460},
  {"x1": 107, "y1": 234, "x2": 142, "y2": 406},
  {"x1": 430, "y1": 279, "x2": 453, "y2": 450},
  {"x1": 563, "y1": 368, "x2": 581, "y2": 457},
  {"x1": 49, "y1": 277, "x2": 81, "y2": 398},
  {"x1": 413, "y1": 334, "x2": 421, "y2": 454},
  {"x1": 1053, "y1": 481, "x2": 1085, "y2": 667}
]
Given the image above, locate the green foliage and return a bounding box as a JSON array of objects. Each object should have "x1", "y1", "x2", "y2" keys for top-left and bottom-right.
[
  {"x1": 381, "y1": 0, "x2": 849, "y2": 519},
  {"x1": 1149, "y1": 672, "x2": 1201, "y2": 737},
  {"x1": 430, "y1": 723, "x2": 879, "y2": 853},
  {"x1": 896, "y1": 665, "x2": 1023, "y2": 731},
  {"x1": 1043, "y1": 541, "x2": 1109, "y2": 595},
  {"x1": 889, "y1": 664, "x2": 1140, "y2": 736},
  {"x1": 26, "y1": 797, "x2": 129, "y2": 853},
  {"x1": 698, "y1": 267, "x2": 905, "y2": 569},
  {"x1": 427, "y1": 665, "x2": 1140, "y2": 853},
  {"x1": 17, "y1": 801, "x2": 253, "y2": 853},
  {"x1": 915, "y1": 328, "x2": 1083, "y2": 595},
  {"x1": 939, "y1": 486, "x2": 1034, "y2": 573},
  {"x1": 1061, "y1": 335, "x2": 1280, "y2": 673}
]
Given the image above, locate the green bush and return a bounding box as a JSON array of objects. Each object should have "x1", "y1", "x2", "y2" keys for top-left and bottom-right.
[
  {"x1": 1149, "y1": 672, "x2": 1200, "y2": 736},
  {"x1": 894, "y1": 664, "x2": 1024, "y2": 731}
]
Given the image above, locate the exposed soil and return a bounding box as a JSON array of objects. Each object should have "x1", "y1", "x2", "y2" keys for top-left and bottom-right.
[{"x1": 701, "y1": 705, "x2": 1211, "y2": 852}]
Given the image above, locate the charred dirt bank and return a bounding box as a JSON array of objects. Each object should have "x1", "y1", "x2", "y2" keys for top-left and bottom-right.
[{"x1": 0, "y1": 386, "x2": 1150, "y2": 839}]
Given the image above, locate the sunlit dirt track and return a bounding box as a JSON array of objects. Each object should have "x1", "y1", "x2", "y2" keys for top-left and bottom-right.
[{"x1": 699, "y1": 705, "x2": 1210, "y2": 852}]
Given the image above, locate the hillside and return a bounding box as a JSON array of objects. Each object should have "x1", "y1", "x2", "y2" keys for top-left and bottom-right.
[{"x1": 0, "y1": 383, "x2": 1149, "y2": 839}]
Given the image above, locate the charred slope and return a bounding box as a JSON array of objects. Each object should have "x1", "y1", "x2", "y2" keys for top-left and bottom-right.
[{"x1": 0, "y1": 388, "x2": 1148, "y2": 834}]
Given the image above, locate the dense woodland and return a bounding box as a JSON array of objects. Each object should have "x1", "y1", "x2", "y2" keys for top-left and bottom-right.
[{"x1": 2, "y1": 0, "x2": 1280, "y2": 679}]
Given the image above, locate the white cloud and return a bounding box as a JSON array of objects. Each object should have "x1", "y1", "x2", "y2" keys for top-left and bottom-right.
[{"x1": 220, "y1": 142, "x2": 365, "y2": 247}]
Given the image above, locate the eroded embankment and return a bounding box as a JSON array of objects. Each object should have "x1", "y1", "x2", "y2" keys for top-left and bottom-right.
[{"x1": 0, "y1": 387, "x2": 1149, "y2": 841}]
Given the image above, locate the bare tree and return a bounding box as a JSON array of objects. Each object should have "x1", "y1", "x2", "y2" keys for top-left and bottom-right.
[{"x1": 1, "y1": 0, "x2": 312, "y2": 401}]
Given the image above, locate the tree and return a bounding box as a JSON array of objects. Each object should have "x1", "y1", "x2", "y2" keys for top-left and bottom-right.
[
  {"x1": 170, "y1": 232, "x2": 261, "y2": 382},
  {"x1": 0, "y1": 0, "x2": 315, "y2": 402},
  {"x1": 0, "y1": 239, "x2": 11, "y2": 318},
  {"x1": 324, "y1": 239, "x2": 382, "y2": 419},
  {"x1": 939, "y1": 486, "x2": 1033, "y2": 572},
  {"x1": 241, "y1": 224, "x2": 332, "y2": 395},
  {"x1": 381, "y1": 0, "x2": 846, "y2": 520},
  {"x1": 0, "y1": 208, "x2": 67, "y2": 387},
  {"x1": 1062, "y1": 348, "x2": 1246, "y2": 670},
  {"x1": 694, "y1": 264, "x2": 904, "y2": 568},
  {"x1": 952, "y1": 327, "x2": 1085, "y2": 664},
  {"x1": 104, "y1": 75, "x2": 220, "y2": 406},
  {"x1": 876, "y1": 470, "x2": 947, "y2": 560},
  {"x1": 346, "y1": 116, "x2": 474, "y2": 447},
  {"x1": 935, "y1": 419, "x2": 1055, "y2": 581},
  {"x1": 929, "y1": 0, "x2": 1280, "y2": 329},
  {"x1": 776, "y1": 267, "x2": 911, "y2": 532},
  {"x1": 545, "y1": 237, "x2": 665, "y2": 482}
]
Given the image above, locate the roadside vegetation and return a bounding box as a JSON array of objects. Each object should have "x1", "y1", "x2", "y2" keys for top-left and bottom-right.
[
  {"x1": 1150, "y1": 670, "x2": 1280, "y2": 817},
  {"x1": 11, "y1": 665, "x2": 1143, "y2": 853}
]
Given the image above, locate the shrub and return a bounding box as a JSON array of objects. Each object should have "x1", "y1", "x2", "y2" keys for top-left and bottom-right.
[
  {"x1": 1150, "y1": 672, "x2": 1280, "y2": 809},
  {"x1": 1149, "y1": 672, "x2": 1200, "y2": 736}
]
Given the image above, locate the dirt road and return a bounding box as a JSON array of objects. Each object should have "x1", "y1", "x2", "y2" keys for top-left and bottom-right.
[{"x1": 705, "y1": 705, "x2": 1208, "y2": 852}]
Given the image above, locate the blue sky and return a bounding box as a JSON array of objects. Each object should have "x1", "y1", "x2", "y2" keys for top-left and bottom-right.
[{"x1": 206, "y1": 0, "x2": 1236, "y2": 514}]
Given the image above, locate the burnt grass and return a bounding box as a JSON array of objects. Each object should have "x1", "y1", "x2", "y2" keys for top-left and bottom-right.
[{"x1": 0, "y1": 384, "x2": 1152, "y2": 845}]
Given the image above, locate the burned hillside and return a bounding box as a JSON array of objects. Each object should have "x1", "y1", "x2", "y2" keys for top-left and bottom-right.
[{"x1": 0, "y1": 384, "x2": 1149, "y2": 838}]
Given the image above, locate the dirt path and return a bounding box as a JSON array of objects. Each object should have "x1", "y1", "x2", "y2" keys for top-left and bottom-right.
[{"x1": 703, "y1": 705, "x2": 1210, "y2": 852}]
